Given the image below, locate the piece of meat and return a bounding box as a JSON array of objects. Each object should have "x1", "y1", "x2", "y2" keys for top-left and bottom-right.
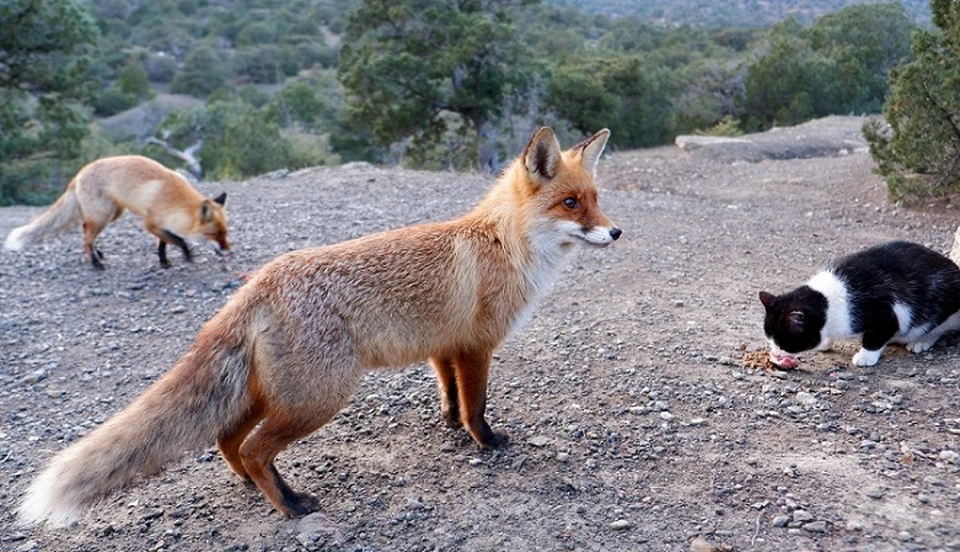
[{"x1": 768, "y1": 350, "x2": 799, "y2": 369}]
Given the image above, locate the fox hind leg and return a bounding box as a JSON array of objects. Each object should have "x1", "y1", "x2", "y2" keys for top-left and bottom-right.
[
  {"x1": 82, "y1": 220, "x2": 107, "y2": 270},
  {"x1": 430, "y1": 356, "x2": 462, "y2": 429},
  {"x1": 238, "y1": 412, "x2": 335, "y2": 517},
  {"x1": 217, "y1": 402, "x2": 266, "y2": 481}
]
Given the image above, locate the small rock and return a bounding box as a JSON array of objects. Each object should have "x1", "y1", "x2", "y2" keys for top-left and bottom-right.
[
  {"x1": 528, "y1": 436, "x2": 550, "y2": 448},
  {"x1": 689, "y1": 536, "x2": 721, "y2": 551},
  {"x1": 939, "y1": 450, "x2": 958, "y2": 464},
  {"x1": 845, "y1": 519, "x2": 866, "y2": 531},
  {"x1": 803, "y1": 521, "x2": 829, "y2": 533},
  {"x1": 865, "y1": 487, "x2": 885, "y2": 499},
  {"x1": 15, "y1": 541, "x2": 39, "y2": 552},
  {"x1": 772, "y1": 515, "x2": 790, "y2": 527},
  {"x1": 21, "y1": 369, "x2": 48, "y2": 384},
  {"x1": 609, "y1": 519, "x2": 632, "y2": 531},
  {"x1": 796, "y1": 391, "x2": 817, "y2": 406},
  {"x1": 792, "y1": 509, "x2": 813, "y2": 523}
]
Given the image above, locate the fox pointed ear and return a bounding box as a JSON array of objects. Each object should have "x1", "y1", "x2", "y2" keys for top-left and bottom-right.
[
  {"x1": 213, "y1": 192, "x2": 227, "y2": 206},
  {"x1": 759, "y1": 291, "x2": 775, "y2": 309},
  {"x1": 200, "y1": 200, "x2": 214, "y2": 222},
  {"x1": 523, "y1": 127, "x2": 562, "y2": 182},
  {"x1": 572, "y1": 128, "x2": 610, "y2": 175}
]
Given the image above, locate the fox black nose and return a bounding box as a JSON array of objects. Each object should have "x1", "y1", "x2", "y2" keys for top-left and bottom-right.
[{"x1": 609, "y1": 227, "x2": 622, "y2": 241}]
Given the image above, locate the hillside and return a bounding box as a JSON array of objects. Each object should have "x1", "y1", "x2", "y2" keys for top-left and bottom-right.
[
  {"x1": 544, "y1": 0, "x2": 931, "y2": 26},
  {"x1": 1, "y1": 117, "x2": 959, "y2": 550}
]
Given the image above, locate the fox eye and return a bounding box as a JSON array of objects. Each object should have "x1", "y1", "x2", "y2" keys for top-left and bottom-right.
[{"x1": 563, "y1": 197, "x2": 580, "y2": 209}]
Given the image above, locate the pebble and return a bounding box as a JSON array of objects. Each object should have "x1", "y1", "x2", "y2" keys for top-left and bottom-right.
[
  {"x1": 796, "y1": 391, "x2": 817, "y2": 406},
  {"x1": 528, "y1": 436, "x2": 550, "y2": 448},
  {"x1": 939, "y1": 450, "x2": 958, "y2": 464},
  {"x1": 21, "y1": 369, "x2": 48, "y2": 384},
  {"x1": 609, "y1": 519, "x2": 632, "y2": 531},
  {"x1": 865, "y1": 487, "x2": 885, "y2": 499},
  {"x1": 772, "y1": 515, "x2": 790, "y2": 527},
  {"x1": 689, "y1": 536, "x2": 725, "y2": 551},
  {"x1": 792, "y1": 509, "x2": 813, "y2": 523},
  {"x1": 803, "y1": 521, "x2": 828, "y2": 533},
  {"x1": 845, "y1": 519, "x2": 866, "y2": 531}
]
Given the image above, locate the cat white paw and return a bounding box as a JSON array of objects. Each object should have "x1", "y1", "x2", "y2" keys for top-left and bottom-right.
[
  {"x1": 852, "y1": 349, "x2": 881, "y2": 366},
  {"x1": 906, "y1": 340, "x2": 934, "y2": 353}
]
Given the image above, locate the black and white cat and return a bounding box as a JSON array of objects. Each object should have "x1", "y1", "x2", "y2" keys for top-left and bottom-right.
[{"x1": 759, "y1": 241, "x2": 960, "y2": 367}]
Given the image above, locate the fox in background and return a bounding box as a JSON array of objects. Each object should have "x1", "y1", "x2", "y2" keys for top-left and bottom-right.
[
  {"x1": 18, "y1": 127, "x2": 622, "y2": 526},
  {"x1": 3, "y1": 155, "x2": 230, "y2": 269}
]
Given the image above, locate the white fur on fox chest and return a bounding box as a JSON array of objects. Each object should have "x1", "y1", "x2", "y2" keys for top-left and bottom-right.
[{"x1": 508, "y1": 225, "x2": 575, "y2": 337}]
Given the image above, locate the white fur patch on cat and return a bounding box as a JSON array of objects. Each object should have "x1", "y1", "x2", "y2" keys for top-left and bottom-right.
[{"x1": 807, "y1": 271, "x2": 852, "y2": 347}]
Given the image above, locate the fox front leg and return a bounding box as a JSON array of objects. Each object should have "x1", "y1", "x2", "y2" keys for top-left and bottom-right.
[
  {"x1": 157, "y1": 229, "x2": 193, "y2": 268},
  {"x1": 452, "y1": 349, "x2": 508, "y2": 448}
]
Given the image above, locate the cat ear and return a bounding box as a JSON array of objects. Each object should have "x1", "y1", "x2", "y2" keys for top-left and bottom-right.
[
  {"x1": 788, "y1": 311, "x2": 805, "y2": 332},
  {"x1": 759, "y1": 291, "x2": 775, "y2": 309}
]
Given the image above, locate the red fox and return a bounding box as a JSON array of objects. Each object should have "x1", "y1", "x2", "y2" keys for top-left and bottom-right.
[
  {"x1": 18, "y1": 127, "x2": 621, "y2": 527},
  {"x1": 3, "y1": 155, "x2": 230, "y2": 269}
]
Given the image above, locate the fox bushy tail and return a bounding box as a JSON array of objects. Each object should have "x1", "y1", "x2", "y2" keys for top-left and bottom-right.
[
  {"x1": 4, "y1": 181, "x2": 82, "y2": 251},
  {"x1": 18, "y1": 312, "x2": 255, "y2": 527}
]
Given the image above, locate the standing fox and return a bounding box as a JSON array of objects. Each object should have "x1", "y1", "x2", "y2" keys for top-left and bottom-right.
[
  {"x1": 4, "y1": 155, "x2": 230, "y2": 269},
  {"x1": 19, "y1": 128, "x2": 621, "y2": 527}
]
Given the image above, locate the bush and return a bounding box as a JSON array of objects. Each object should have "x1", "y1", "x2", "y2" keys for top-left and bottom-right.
[
  {"x1": 93, "y1": 87, "x2": 138, "y2": 116},
  {"x1": 143, "y1": 54, "x2": 177, "y2": 83},
  {"x1": 864, "y1": 0, "x2": 960, "y2": 201}
]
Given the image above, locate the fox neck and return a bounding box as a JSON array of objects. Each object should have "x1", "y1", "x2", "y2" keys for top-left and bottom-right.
[{"x1": 470, "y1": 163, "x2": 575, "y2": 301}]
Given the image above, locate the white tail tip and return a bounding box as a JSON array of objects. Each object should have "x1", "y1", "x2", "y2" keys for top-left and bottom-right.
[
  {"x1": 18, "y1": 470, "x2": 83, "y2": 528},
  {"x1": 4, "y1": 227, "x2": 28, "y2": 251}
]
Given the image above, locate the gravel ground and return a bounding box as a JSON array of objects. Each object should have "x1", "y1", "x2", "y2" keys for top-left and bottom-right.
[{"x1": 1, "y1": 116, "x2": 959, "y2": 552}]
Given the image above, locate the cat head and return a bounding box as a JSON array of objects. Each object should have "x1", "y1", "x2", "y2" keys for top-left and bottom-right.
[{"x1": 759, "y1": 287, "x2": 828, "y2": 356}]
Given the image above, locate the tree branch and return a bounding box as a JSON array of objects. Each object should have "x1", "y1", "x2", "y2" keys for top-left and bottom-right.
[{"x1": 145, "y1": 137, "x2": 203, "y2": 178}]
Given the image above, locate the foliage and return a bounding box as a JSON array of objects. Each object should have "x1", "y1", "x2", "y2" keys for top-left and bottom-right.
[
  {"x1": 865, "y1": 0, "x2": 960, "y2": 200},
  {"x1": 547, "y1": 54, "x2": 677, "y2": 149},
  {"x1": 338, "y1": 0, "x2": 541, "y2": 171},
  {"x1": 743, "y1": 4, "x2": 914, "y2": 131},
  {"x1": 153, "y1": 88, "x2": 332, "y2": 180},
  {"x1": 542, "y1": 0, "x2": 931, "y2": 27},
  {"x1": 0, "y1": 0, "x2": 101, "y2": 205},
  {"x1": 92, "y1": 87, "x2": 139, "y2": 116},
  {"x1": 117, "y1": 63, "x2": 152, "y2": 98},
  {"x1": 694, "y1": 115, "x2": 743, "y2": 136},
  {"x1": 170, "y1": 45, "x2": 227, "y2": 96}
]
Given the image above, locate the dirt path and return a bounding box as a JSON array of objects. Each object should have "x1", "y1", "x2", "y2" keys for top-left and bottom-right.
[{"x1": 1, "y1": 117, "x2": 958, "y2": 551}]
